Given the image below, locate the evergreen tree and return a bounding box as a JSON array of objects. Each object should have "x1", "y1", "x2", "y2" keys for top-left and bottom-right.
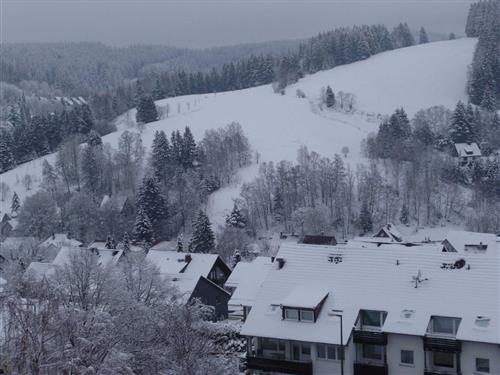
[
  {"x1": 449, "y1": 101, "x2": 475, "y2": 143},
  {"x1": 123, "y1": 232, "x2": 131, "y2": 252},
  {"x1": 273, "y1": 188, "x2": 285, "y2": 223},
  {"x1": 189, "y1": 211, "x2": 215, "y2": 253},
  {"x1": 81, "y1": 143, "x2": 103, "y2": 197},
  {"x1": 87, "y1": 130, "x2": 103, "y2": 147},
  {"x1": 136, "y1": 175, "x2": 168, "y2": 238},
  {"x1": 150, "y1": 130, "x2": 171, "y2": 184},
  {"x1": 153, "y1": 78, "x2": 165, "y2": 100},
  {"x1": 400, "y1": 203, "x2": 410, "y2": 225},
  {"x1": 359, "y1": 200, "x2": 373, "y2": 234},
  {"x1": 177, "y1": 233, "x2": 184, "y2": 252},
  {"x1": 225, "y1": 204, "x2": 246, "y2": 228},
  {"x1": 0, "y1": 130, "x2": 15, "y2": 173},
  {"x1": 181, "y1": 126, "x2": 197, "y2": 168},
  {"x1": 419, "y1": 27, "x2": 429, "y2": 44},
  {"x1": 105, "y1": 235, "x2": 117, "y2": 249},
  {"x1": 133, "y1": 207, "x2": 154, "y2": 248},
  {"x1": 325, "y1": 86, "x2": 335, "y2": 108},
  {"x1": 136, "y1": 95, "x2": 158, "y2": 124},
  {"x1": 11, "y1": 192, "x2": 20, "y2": 217}
]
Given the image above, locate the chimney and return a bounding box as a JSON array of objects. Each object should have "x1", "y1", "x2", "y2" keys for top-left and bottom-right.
[
  {"x1": 276, "y1": 258, "x2": 285, "y2": 269},
  {"x1": 185, "y1": 254, "x2": 192, "y2": 263}
]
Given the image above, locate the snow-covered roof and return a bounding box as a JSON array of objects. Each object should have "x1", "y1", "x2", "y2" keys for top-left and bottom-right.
[
  {"x1": 443, "y1": 230, "x2": 498, "y2": 253},
  {"x1": 52, "y1": 246, "x2": 123, "y2": 268},
  {"x1": 241, "y1": 239, "x2": 500, "y2": 345},
  {"x1": 99, "y1": 194, "x2": 129, "y2": 212},
  {"x1": 40, "y1": 233, "x2": 83, "y2": 249},
  {"x1": 145, "y1": 250, "x2": 221, "y2": 297},
  {"x1": 226, "y1": 257, "x2": 273, "y2": 307},
  {"x1": 150, "y1": 240, "x2": 177, "y2": 251},
  {"x1": 25, "y1": 262, "x2": 57, "y2": 279},
  {"x1": 371, "y1": 223, "x2": 403, "y2": 243},
  {"x1": 281, "y1": 285, "x2": 329, "y2": 309},
  {"x1": 454, "y1": 142, "x2": 481, "y2": 157}
]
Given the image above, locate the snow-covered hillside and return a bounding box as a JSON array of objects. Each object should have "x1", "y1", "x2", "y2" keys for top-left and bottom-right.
[{"x1": 0, "y1": 38, "x2": 477, "y2": 227}]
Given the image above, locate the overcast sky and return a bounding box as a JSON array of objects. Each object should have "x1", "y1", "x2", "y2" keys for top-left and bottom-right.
[{"x1": 1, "y1": 0, "x2": 474, "y2": 48}]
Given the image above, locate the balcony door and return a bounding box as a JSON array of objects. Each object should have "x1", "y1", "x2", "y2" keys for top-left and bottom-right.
[{"x1": 292, "y1": 342, "x2": 311, "y2": 362}]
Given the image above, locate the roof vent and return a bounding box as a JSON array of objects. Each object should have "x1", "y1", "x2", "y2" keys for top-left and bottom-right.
[
  {"x1": 401, "y1": 309, "x2": 415, "y2": 319},
  {"x1": 475, "y1": 316, "x2": 491, "y2": 328},
  {"x1": 276, "y1": 258, "x2": 285, "y2": 269}
]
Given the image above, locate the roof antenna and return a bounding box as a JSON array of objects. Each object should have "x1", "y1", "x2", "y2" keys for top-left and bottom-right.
[{"x1": 412, "y1": 270, "x2": 428, "y2": 288}]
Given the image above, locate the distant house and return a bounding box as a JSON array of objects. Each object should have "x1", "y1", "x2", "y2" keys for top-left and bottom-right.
[
  {"x1": 453, "y1": 142, "x2": 482, "y2": 166},
  {"x1": 0, "y1": 214, "x2": 13, "y2": 240},
  {"x1": 301, "y1": 235, "x2": 337, "y2": 246},
  {"x1": 225, "y1": 256, "x2": 273, "y2": 321},
  {"x1": 40, "y1": 233, "x2": 83, "y2": 249},
  {"x1": 99, "y1": 194, "x2": 134, "y2": 216},
  {"x1": 372, "y1": 223, "x2": 403, "y2": 243},
  {"x1": 25, "y1": 245, "x2": 124, "y2": 280},
  {"x1": 146, "y1": 250, "x2": 232, "y2": 320},
  {"x1": 442, "y1": 230, "x2": 498, "y2": 253}
]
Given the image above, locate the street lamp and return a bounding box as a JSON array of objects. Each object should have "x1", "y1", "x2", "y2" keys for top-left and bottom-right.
[{"x1": 331, "y1": 309, "x2": 344, "y2": 375}]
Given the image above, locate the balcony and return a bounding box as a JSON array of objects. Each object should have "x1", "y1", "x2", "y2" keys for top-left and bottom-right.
[
  {"x1": 246, "y1": 355, "x2": 313, "y2": 375},
  {"x1": 353, "y1": 362, "x2": 388, "y2": 375},
  {"x1": 424, "y1": 337, "x2": 461, "y2": 353},
  {"x1": 353, "y1": 330, "x2": 388, "y2": 345}
]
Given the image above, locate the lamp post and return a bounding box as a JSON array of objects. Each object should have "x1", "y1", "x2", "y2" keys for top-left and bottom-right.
[{"x1": 331, "y1": 309, "x2": 344, "y2": 375}]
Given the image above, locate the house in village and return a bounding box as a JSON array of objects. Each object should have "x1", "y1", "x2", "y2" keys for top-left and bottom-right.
[
  {"x1": 441, "y1": 230, "x2": 498, "y2": 253},
  {"x1": 453, "y1": 142, "x2": 482, "y2": 166},
  {"x1": 240, "y1": 232, "x2": 500, "y2": 375},
  {"x1": 145, "y1": 248, "x2": 232, "y2": 320},
  {"x1": 99, "y1": 193, "x2": 134, "y2": 216},
  {"x1": 225, "y1": 256, "x2": 273, "y2": 321}
]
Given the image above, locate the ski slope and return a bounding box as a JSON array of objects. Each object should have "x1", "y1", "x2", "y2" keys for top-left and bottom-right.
[{"x1": 0, "y1": 38, "x2": 477, "y2": 228}]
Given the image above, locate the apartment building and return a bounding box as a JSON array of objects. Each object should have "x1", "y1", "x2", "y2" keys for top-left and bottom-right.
[{"x1": 241, "y1": 234, "x2": 500, "y2": 375}]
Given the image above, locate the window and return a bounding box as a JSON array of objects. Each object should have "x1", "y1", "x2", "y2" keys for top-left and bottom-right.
[
  {"x1": 433, "y1": 352, "x2": 454, "y2": 368},
  {"x1": 400, "y1": 350, "x2": 414, "y2": 365},
  {"x1": 292, "y1": 343, "x2": 311, "y2": 361},
  {"x1": 261, "y1": 338, "x2": 286, "y2": 352},
  {"x1": 431, "y1": 316, "x2": 460, "y2": 335},
  {"x1": 361, "y1": 310, "x2": 386, "y2": 328},
  {"x1": 476, "y1": 358, "x2": 490, "y2": 373},
  {"x1": 284, "y1": 307, "x2": 315, "y2": 322},
  {"x1": 317, "y1": 344, "x2": 338, "y2": 360},
  {"x1": 362, "y1": 344, "x2": 383, "y2": 361},
  {"x1": 300, "y1": 310, "x2": 314, "y2": 322},
  {"x1": 285, "y1": 308, "x2": 299, "y2": 320}
]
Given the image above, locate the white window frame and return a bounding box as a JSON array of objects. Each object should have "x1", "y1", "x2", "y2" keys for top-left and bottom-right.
[
  {"x1": 430, "y1": 316, "x2": 460, "y2": 336},
  {"x1": 476, "y1": 358, "x2": 490, "y2": 373},
  {"x1": 300, "y1": 309, "x2": 314, "y2": 322},
  {"x1": 361, "y1": 310, "x2": 386, "y2": 330},
  {"x1": 284, "y1": 308, "x2": 299, "y2": 321},
  {"x1": 400, "y1": 349, "x2": 414, "y2": 365},
  {"x1": 317, "y1": 343, "x2": 339, "y2": 361}
]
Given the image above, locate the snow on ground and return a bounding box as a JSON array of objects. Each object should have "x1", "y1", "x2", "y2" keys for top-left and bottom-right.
[{"x1": 0, "y1": 38, "x2": 476, "y2": 226}]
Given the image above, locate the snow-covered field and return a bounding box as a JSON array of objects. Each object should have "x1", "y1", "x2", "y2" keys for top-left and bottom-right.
[{"x1": 0, "y1": 38, "x2": 477, "y2": 227}]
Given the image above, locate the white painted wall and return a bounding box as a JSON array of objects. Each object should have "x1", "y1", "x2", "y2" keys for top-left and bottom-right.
[
  {"x1": 461, "y1": 341, "x2": 500, "y2": 375},
  {"x1": 386, "y1": 333, "x2": 424, "y2": 375}
]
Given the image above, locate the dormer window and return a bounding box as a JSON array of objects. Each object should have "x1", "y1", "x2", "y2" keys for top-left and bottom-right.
[
  {"x1": 280, "y1": 286, "x2": 329, "y2": 323},
  {"x1": 284, "y1": 307, "x2": 299, "y2": 320},
  {"x1": 300, "y1": 310, "x2": 314, "y2": 322},
  {"x1": 360, "y1": 310, "x2": 387, "y2": 330},
  {"x1": 429, "y1": 316, "x2": 461, "y2": 336}
]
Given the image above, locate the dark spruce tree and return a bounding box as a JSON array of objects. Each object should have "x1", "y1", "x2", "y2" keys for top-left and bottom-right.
[
  {"x1": 150, "y1": 130, "x2": 171, "y2": 184},
  {"x1": 133, "y1": 207, "x2": 154, "y2": 249},
  {"x1": 181, "y1": 126, "x2": 197, "y2": 169},
  {"x1": 449, "y1": 101, "x2": 475, "y2": 143},
  {"x1": 0, "y1": 130, "x2": 15, "y2": 173},
  {"x1": 136, "y1": 95, "x2": 159, "y2": 124},
  {"x1": 136, "y1": 175, "x2": 168, "y2": 238},
  {"x1": 325, "y1": 86, "x2": 335, "y2": 108},
  {"x1": 11, "y1": 192, "x2": 20, "y2": 217},
  {"x1": 225, "y1": 203, "x2": 247, "y2": 228},
  {"x1": 189, "y1": 210, "x2": 215, "y2": 253},
  {"x1": 419, "y1": 27, "x2": 429, "y2": 44}
]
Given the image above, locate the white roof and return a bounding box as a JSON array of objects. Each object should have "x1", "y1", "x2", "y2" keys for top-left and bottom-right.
[
  {"x1": 145, "y1": 250, "x2": 221, "y2": 297},
  {"x1": 281, "y1": 285, "x2": 329, "y2": 309},
  {"x1": 226, "y1": 257, "x2": 273, "y2": 307},
  {"x1": 25, "y1": 262, "x2": 57, "y2": 279},
  {"x1": 444, "y1": 230, "x2": 498, "y2": 253},
  {"x1": 454, "y1": 142, "x2": 481, "y2": 157},
  {"x1": 242, "y1": 239, "x2": 500, "y2": 345},
  {"x1": 40, "y1": 233, "x2": 82, "y2": 249}
]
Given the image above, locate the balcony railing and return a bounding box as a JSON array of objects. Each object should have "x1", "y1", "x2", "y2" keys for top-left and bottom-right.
[
  {"x1": 353, "y1": 329, "x2": 388, "y2": 345},
  {"x1": 424, "y1": 336, "x2": 461, "y2": 353},
  {"x1": 424, "y1": 369, "x2": 462, "y2": 375},
  {"x1": 353, "y1": 362, "x2": 388, "y2": 375},
  {"x1": 245, "y1": 355, "x2": 313, "y2": 375}
]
